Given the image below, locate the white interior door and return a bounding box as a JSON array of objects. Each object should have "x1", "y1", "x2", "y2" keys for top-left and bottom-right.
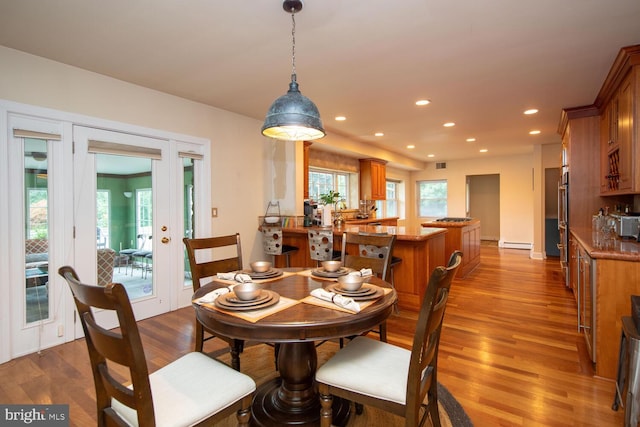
[{"x1": 73, "y1": 126, "x2": 173, "y2": 330}]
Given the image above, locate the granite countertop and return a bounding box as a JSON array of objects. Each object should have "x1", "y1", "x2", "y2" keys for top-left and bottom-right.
[
  {"x1": 282, "y1": 224, "x2": 447, "y2": 242},
  {"x1": 344, "y1": 216, "x2": 399, "y2": 225},
  {"x1": 422, "y1": 218, "x2": 480, "y2": 228},
  {"x1": 571, "y1": 227, "x2": 640, "y2": 261}
]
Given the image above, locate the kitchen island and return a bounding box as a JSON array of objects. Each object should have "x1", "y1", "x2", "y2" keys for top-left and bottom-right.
[
  {"x1": 275, "y1": 224, "x2": 447, "y2": 311},
  {"x1": 422, "y1": 217, "x2": 481, "y2": 277}
]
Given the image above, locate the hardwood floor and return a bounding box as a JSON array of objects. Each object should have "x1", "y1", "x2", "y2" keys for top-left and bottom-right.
[{"x1": 0, "y1": 245, "x2": 625, "y2": 426}]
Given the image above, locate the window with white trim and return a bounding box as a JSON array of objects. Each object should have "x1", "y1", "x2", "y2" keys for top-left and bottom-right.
[{"x1": 418, "y1": 180, "x2": 447, "y2": 217}]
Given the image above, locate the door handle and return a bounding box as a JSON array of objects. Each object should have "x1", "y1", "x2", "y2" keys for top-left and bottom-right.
[{"x1": 161, "y1": 237, "x2": 171, "y2": 244}]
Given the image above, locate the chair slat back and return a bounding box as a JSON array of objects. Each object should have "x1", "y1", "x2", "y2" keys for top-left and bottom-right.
[
  {"x1": 405, "y1": 251, "x2": 462, "y2": 423},
  {"x1": 58, "y1": 266, "x2": 155, "y2": 427},
  {"x1": 340, "y1": 232, "x2": 396, "y2": 281},
  {"x1": 183, "y1": 234, "x2": 243, "y2": 291}
]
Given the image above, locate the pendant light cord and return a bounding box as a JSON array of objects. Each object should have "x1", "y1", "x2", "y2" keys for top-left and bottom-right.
[{"x1": 290, "y1": 8, "x2": 297, "y2": 79}]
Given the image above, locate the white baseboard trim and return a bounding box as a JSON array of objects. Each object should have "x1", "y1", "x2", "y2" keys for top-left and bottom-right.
[
  {"x1": 530, "y1": 251, "x2": 544, "y2": 260},
  {"x1": 498, "y1": 240, "x2": 533, "y2": 250}
]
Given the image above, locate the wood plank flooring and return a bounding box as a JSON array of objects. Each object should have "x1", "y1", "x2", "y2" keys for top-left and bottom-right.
[{"x1": 0, "y1": 245, "x2": 625, "y2": 426}]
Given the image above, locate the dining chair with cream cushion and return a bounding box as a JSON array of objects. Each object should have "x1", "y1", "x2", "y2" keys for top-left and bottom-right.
[
  {"x1": 340, "y1": 231, "x2": 397, "y2": 342},
  {"x1": 315, "y1": 250, "x2": 462, "y2": 427},
  {"x1": 183, "y1": 234, "x2": 246, "y2": 371},
  {"x1": 58, "y1": 265, "x2": 256, "y2": 427}
]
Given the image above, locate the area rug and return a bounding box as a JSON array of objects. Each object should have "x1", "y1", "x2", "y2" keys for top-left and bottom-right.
[{"x1": 213, "y1": 342, "x2": 473, "y2": 427}]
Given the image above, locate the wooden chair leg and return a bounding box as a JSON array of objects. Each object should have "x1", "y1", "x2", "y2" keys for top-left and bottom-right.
[
  {"x1": 318, "y1": 384, "x2": 333, "y2": 427},
  {"x1": 236, "y1": 395, "x2": 253, "y2": 427},
  {"x1": 230, "y1": 340, "x2": 244, "y2": 371},
  {"x1": 379, "y1": 321, "x2": 388, "y2": 342},
  {"x1": 195, "y1": 321, "x2": 205, "y2": 352}
]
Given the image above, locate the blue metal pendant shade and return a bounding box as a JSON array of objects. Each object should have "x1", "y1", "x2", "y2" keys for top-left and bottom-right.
[
  {"x1": 262, "y1": 0, "x2": 325, "y2": 141},
  {"x1": 262, "y1": 74, "x2": 325, "y2": 141}
]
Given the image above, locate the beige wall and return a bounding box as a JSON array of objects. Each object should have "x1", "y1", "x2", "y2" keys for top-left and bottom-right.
[
  {"x1": 411, "y1": 153, "x2": 538, "y2": 247},
  {"x1": 0, "y1": 46, "x2": 273, "y2": 262}
]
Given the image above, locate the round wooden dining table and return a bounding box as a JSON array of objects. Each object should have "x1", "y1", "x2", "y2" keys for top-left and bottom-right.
[{"x1": 192, "y1": 269, "x2": 397, "y2": 427}]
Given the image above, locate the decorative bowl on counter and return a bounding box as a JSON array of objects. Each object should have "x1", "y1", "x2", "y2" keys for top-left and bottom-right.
[
  {"x1": 322, "y1": 260, "x2": 342, "y2": 272},
  {"x1": 337, "y1": 274, "x2": 366, "y2": 291},
  {"x1": 250, "y1": 261, "x2": 272, "y2": 273},
  {"x1": 233, "y1": 282, "x2": 262, "y2": 301},
  {"x1": 264, "y1": 216, "x2": 280, "y2": 224}
]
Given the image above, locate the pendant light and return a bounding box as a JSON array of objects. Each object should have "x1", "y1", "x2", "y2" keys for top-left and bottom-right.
[{"x1": 262, "y1": 0, "x2": 325, "y2": 141}]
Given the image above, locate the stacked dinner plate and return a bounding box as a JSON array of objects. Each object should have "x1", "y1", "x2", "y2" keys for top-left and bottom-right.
[
  {"x1": 326, "y1": 283, "x2": 383, "y2": 301},
  {"x1": 245, "y1": 268, "x2": 284, "y2": 280},
  {"x1": 215, "y1": 289, "x2": 280, "y2": 311},
  {"x1": 311, "y1": 267, "x2": 352, "y2": 279}
]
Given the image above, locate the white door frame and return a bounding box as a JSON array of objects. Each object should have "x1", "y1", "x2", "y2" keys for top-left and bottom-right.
[{"x1": 0, "y1": 99, "x2": 211, "y2": 364}]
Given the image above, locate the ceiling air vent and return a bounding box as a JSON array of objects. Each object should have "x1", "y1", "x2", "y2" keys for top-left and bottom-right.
[{"x1": 436, "y1": 162, "x2": 447, "y2": 169}]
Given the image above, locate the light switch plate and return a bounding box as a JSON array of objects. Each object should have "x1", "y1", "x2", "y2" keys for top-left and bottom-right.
[{"x1": 212, "y1": 207, "x2": 218, "y2": 217}]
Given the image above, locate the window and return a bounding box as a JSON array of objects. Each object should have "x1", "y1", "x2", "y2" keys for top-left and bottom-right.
[
  {"x1": 136, "y1": 188, "x2": 152, "y2": 242},
  {"x1": 418, "y1": 180, "x2": 447, "y2": 217},
  {"x1": 96, "y1": 190, "x2": 110, "y2": 248},
  {"x1": 27, "y1": 188, "x2": 48, "y2": 239},
  {"x1": 375, "y1": 180, "x2": 402, "y2": 218},
  {"x1": 309, "y1": 168, "x2": 349, "y2": 202}
]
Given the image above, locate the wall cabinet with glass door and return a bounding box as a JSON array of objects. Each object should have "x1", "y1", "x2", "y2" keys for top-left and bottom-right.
[
  {"x1": 359, "y1": 158, "x2": 386, "y2": 200},
  {"x1": 599, "y1": 49, "x2": 640, "y2": 195}
]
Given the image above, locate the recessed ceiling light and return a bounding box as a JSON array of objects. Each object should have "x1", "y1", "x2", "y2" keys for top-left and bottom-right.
[
  {"x1": 427, "y1": 154, "x2": 435, "y2": 158},
  {"x1": 479, "y1": 149, "x2": 488, "y2": 153},
  {"x1": 443, "y1": 122, "x2": 455, "y2": 127},
  {"x1": 466, "y1": 138, "x2": 476, "y2": 142},
  {"x1": 529, "y1": 130, "x2": 541, "y2": 135},
  {"x1": 524, "y1": 109, "x2": 538, "y2": 115},
  {"x1": 406, "y1": 144, "x2": 415, "y2": 149},
  {"x1": 415, "y1": 99, "x2": 431, "y2": 106},
  {"x1": 375, "y1": 132, "x2": 384, "y2": 137},
  {"x1": 335, "y1": 116, "x2": 346, "y2": 121}
]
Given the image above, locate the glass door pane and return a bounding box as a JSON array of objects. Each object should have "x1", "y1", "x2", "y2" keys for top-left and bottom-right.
[
  {"x1": 24, "y1": 139, "x2": 50, "y2": 324},
  {"x1": 183, "y1": 157, "x2": 195, "y2": 290},
  {"x1": 96, "y1": 154, "x2": 154, "y2": 300}
]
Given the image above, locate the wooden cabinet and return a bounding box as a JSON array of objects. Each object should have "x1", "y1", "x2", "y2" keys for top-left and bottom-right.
[
  {"x1": 559, "y1": 108, "x2": 601, "y2": 230},
  {"x1": 421, "y1": 219, "x2": 480, "y2": 278},
  {"x1": 359, "y1": 159, "x2": 386, "y2": 200},
  {"x1": 598, "y1": 49, "x2": 640, "y2": 195},
  {"x1": 569, "y1": 230, "x2": 640, "y2": 379}
]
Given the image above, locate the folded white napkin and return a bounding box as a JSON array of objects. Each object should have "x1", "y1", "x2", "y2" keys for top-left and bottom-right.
[
  {"x1": 216, "y1": 272, "x2": 252, "y2": 283},
  {"x1": 310, "y1": 288, "x2": 360, "y2": 313},
  {"x1": 349, "y1": 268, "x2": 373, "y2": 277},
  {"x1": 196, "y1": 287, "x2": 230, "y2": 304}
]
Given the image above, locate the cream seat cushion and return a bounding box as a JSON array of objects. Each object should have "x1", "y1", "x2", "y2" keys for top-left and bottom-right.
[
  {"x1": 315, "y1": 336, "x2": 410, "y2": 405},
  {"x1": 111, "y1": 352, "x2": 255, "y2": 427}
]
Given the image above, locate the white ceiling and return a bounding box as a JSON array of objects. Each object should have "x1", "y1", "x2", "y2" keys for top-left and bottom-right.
[{"x1": 2, "y1": 0, "x2": 640, "y2": 169}]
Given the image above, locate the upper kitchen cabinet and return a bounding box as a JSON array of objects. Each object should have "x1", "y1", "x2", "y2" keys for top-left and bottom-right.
[
  {"x1": 359, "y1": 158, "x2": 387, "y2": 200},
  {"x1": 597, "y1": 46, "x2": 640, "y2": 195},
  {"x1": 559, "y1": 106, "x2": 600, "y2": 230}
]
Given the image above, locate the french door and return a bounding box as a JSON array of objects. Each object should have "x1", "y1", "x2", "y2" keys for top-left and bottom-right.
[
  {"x1": 3, "y1": 107, "x2": 209, "y2": 362},
  {"x1": 73, "y1": 126, "x2": 173, "y2": 330}
]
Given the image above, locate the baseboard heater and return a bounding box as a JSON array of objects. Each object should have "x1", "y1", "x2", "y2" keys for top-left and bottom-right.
[{"x1": 499, "y1": 241, "x2": 533, "y2": 250}]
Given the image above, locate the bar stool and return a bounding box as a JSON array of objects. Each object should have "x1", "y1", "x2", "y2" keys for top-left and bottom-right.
[
  {"x1": 308, "y1": 228, "x2": 341, "y2": 266},
  {"x1": 613, "y1": 316, "x2": 640, "y2": 426},
  {"x1": 262, "y1": 225, "x2": 298, "y2": 267}
]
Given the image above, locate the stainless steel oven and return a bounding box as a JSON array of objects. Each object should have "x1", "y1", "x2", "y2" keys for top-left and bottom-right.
[{"x1": 558, "y1": 170, "x2": 569, "y2": 285}]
